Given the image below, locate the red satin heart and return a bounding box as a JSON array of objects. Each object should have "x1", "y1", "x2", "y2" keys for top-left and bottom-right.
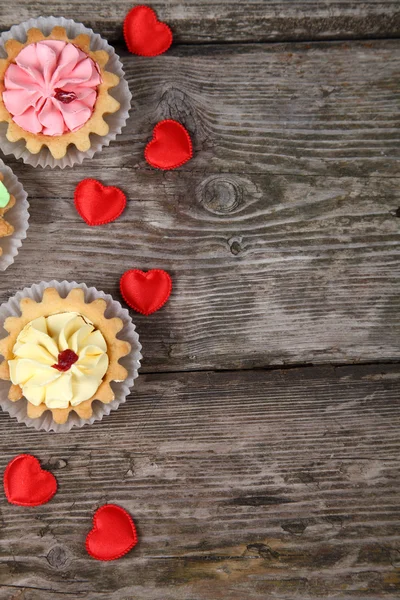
[
  {"x1": 86, "y1": 504, "x2": 138, "y2": 561},
  {"x1": 4, "y1": 454, "x2": 57, "y2": 507},
  {"x1": 120, "y1": 269, "x2": 172, "y2": 315},
  {"x1": 124, "y1": 5, "x2": 173, "y2": 57},
  {"x1": 145, "y1": 120, "x2": 193, "y2": 170},
  {"x1": 74, "y1": 179, "x2": 126, "y2": 226}
]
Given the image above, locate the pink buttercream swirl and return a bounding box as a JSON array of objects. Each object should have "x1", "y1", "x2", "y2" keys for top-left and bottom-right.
[{"x1": 3, "y1": 40, "x2": 102, "y2": 136}]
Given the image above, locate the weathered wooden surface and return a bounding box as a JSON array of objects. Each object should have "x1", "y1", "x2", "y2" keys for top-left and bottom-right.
[
  {"x1": 4, "y1": 41, "x2": 398, "y2": 178},
  {"x1": 1, "y1": 1, "x2": 399, "y2": 43},
  {"x1": 1, "y1": 171, "x2": 399, "y2": 371},
  {"x1": 1, "y1": 40, "x2": 399, "y2": 371},
  {"x1": 0, "y1": 1, "x2": 400, "y2": 598},
  {"x1": 0, "y1": 364, "x2": 399, "y2": 600}
]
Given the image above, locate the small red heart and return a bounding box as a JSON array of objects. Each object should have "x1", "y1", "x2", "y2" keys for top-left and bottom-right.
[
  {"x1": 74, "y1": 179, "x2": 127, "y2": 226},
  {"x1": 120, "y1": 269, "x2": 172, "y2": 315},
  {"x1": 124, "y1": 5, "x2": 173, "y2": 57},
  {"x1": 86, "y1": 504, "x2": 138, "y2": 561},
  {"x1": 4, "y1": 454, "x2": 57, "y2": 507},
  {"x1": 145, "y1": 120, "x2": 193, "y2": 170}
]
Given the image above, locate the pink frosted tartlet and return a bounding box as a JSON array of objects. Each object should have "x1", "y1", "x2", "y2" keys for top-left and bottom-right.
[
  {"x1": 3, "y1": 40, "x2": 101, "y2": 136},
  {"x1": 0, "y1": 26, "x2": 120, "y2": 159}
]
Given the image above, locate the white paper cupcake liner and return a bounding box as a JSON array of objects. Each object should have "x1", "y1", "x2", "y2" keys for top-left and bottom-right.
[
  {"x1": 0, "y1": 159, "x2": 29, "y2": 271},
  {"x1": 0, "y1": 280, "x2": 142, "y2": 432},
  {"x1": 0, "y1": 17, "x2": 131, "y2": 169}
]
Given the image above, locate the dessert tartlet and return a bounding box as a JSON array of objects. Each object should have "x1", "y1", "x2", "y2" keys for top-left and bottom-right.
[
  {"x1": 0, "y1": 26, "x2": 120, "y2": 159},
  {"x1": 0, "y1": 173, "x2": 14, "y2": 253},
  {"x1": 0, "y1": 160, "x2": 29, "y2": 271},
  {"x1": 0, "y1": 287, "x2": 131, "y2": 424}
]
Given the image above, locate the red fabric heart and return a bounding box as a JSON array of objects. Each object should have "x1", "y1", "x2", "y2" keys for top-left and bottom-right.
[
  {"x1": 4, "y1": 454, "x2": 57, "y2": 507},
  {"x1": 145, "y1": 120, "x2": 193, "y2": 170},
  {"x1": 124, "y1": 5, "x2": 173, "y2": 57},
  {"x1": 120, "y1": 269, "x2": 172, "y2": 315},
  {"x1": 86, "y1": 504, "x2": 138, "y2": 561},
  {"x1": 74, "y1": 179, "x2": 126, "y2": 226}
]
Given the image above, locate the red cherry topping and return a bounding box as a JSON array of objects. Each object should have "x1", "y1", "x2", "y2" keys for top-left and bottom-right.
[
  {"x1": 54, "y1": 89, "x2": 77, "y2": 104},
  {"x1": 52, "y1": 349, "x2": 79, "y2": 372}
]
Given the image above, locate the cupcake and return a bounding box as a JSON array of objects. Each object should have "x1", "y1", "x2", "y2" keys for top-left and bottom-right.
[
  {"x1": 0, "y1": 159, "x2": 29, "y2": 271},
  {"x1": 0, "y1": 282, "x2": 141, "y2": 430},
  {"x1": 0, "y1": 173, "x2": 14, "y2": 248},
  {"x1": 0, "y1": 18, "x2": 131, "y2": 168}
]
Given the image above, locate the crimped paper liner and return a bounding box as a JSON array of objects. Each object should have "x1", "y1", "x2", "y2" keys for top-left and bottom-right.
[
  {"x1": 0, "y1": 281, "x2": 142, "y2": 432},
  {"x1": 0, "y1": 17, "x2": 131, "y2": 169},
  {"x1": 0, "y1": 159, "x2": 29, "y2": 271}
]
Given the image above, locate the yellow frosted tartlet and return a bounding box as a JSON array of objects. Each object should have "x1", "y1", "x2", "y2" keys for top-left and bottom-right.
[{"x1": 0, "y1": 287, "x2": 130, "y2": 424}]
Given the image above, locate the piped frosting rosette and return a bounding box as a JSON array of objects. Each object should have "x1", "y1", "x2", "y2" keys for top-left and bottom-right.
[
  {"x1": 0, "y1": 17, "x2": 131, "y2": 168},
  {"x1": 3, "y1": 40, "x2": 102, "y2": 137},
  {"x1": 9, "y1": 312, "x2": 110, "y2": 409},
  {"x1": 0, "y1": 281, "x2": 142, "y2": 432}
]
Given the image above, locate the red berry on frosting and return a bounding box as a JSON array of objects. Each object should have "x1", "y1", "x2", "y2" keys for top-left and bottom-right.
[
  {"x1": 54, "y1": 89, "x2": 78, "y2": 104},
  {"x1": 52, "y1": 349, "x2": 79, "y2": 372}
]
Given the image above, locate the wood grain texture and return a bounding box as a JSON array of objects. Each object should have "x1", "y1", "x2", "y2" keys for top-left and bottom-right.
[
  {"x1": 0, "y1": 0, "x2": 399, "y2": 43},
  {"x1": 1, "y1": 174, "x2": 399, "y2": 372},
  {"x1": 120, "y1": 40, "x2": 400, "y2": 177},
  {"x1": 0, "y1": 8, "x2": 399, "y2": 599},
  {"x1": 1, "y1": 40, "x2": 399, "y2": 371},
  {"x1": 5, "y1": 40, "x2": 400, "y2": 177},
  {"x1": 0, "y1": 364, "x2": 399, "y2": 599}
]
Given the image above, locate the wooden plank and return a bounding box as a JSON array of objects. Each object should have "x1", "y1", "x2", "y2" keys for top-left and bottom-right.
[
  {"x1": 119, "y1": 39, "x2": 400, "y2": 177},
  {"x1": 5, "y1": 40, "x2": 399, "y2": 177},
  {"x1": 0, "y1": 364, "x2": 399, "y2": 599},
  {"x1": 1, "y1": 170, "x2": 399, "y2": 371},
  {"x1": 0, "y1": 1, "x2": 399, "y2": 44}
]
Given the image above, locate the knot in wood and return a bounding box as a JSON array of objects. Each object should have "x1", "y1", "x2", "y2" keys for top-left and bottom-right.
[
  {"x1": 197, "y1": 175, "x2": 243, "y2": 215},
  {"x1": 228, "y1": 236, "x2": 243, "y2": 256},
  {"x1": 46, "y1": 545, "x2": 67, "y2": 569}
]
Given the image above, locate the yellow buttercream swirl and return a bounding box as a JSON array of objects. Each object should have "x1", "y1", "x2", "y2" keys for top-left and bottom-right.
[{"x1": 8, "y1": 312, "x2": 109, "y2": 409}]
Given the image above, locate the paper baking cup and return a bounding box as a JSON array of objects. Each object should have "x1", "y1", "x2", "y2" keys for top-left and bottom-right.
[
  {"x1": 0, "y1": 159, "x2": 29, "y2": 271},
  {"x1": 0, "y1": 17, "x2": 131, "y2": 169},
  {"x1": 0, "y1": 281, "x2": 142, "y2": 432}
]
